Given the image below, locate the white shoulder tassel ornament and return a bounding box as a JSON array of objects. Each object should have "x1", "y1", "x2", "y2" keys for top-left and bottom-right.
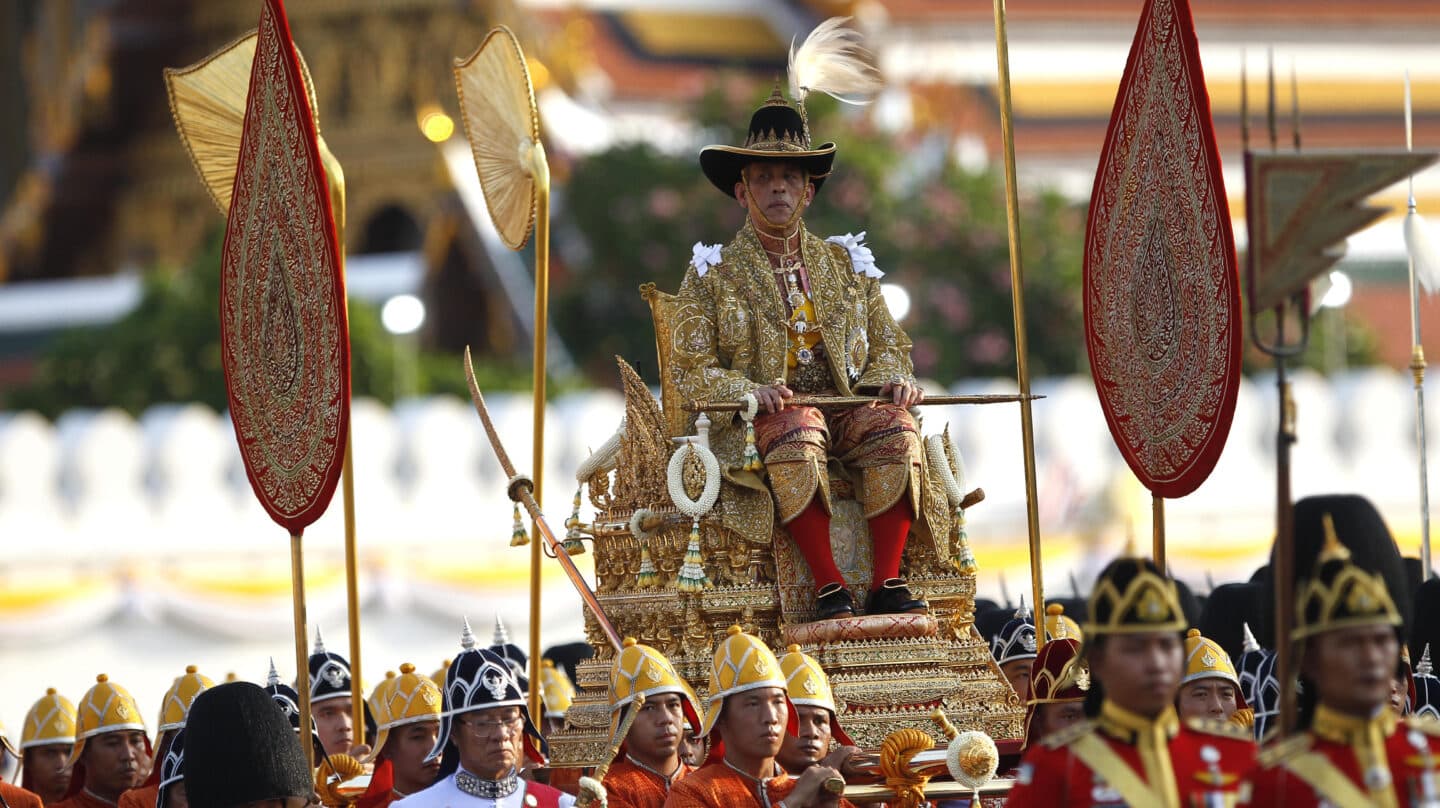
[{"x1": 788, "y1": 16, "x2": 883, "y2": 140}]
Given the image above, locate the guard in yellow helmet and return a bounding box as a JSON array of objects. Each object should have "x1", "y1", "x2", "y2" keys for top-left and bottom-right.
[
  {"x1": 604, "y1": 639, "x2": 703, "y2": 808},
  {"x1": 52, "y1": 675, "x2": 151, "y2": 808},
  {"x1": 1, "y1": 717, "x2": 43, "y2": 808},
  {"x1": 20, "y1": 688, "x2": 76, "y2": 804},
  {"x1": 665, "y1": 626, "x2": 852, "y2": 808},
  {"x1": 117, "y1": 665, "x2": 213, "y2": 808},
  {"x1": 357, "y1": 664, "x2": 443, "y2": 808},
  {"x1": 1176, "y1": 629, "x2": 1251, "y2": 729},
  {"x1": 776, "y1": 646, "x2": 857, "y2": 777},
  {"x1": 430, "y1": 660, "x2": 451, "y2": 690},
  {"x1": 540, "y1": 659, "x2": 577, "y2": 738},
  {"x1": 1044, "y1": 603, "x2": 1082, "y2": 644}
]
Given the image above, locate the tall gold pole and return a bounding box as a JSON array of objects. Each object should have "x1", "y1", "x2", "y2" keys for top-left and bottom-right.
[
  {"x1": 992, "y1": 0, "x2": 1046, "y2": 651},
  {"x1": 290, "y1": 533, "x2": 315, "y2": 774},
  {"x1": 341, "y1": 437, "x2": 363, "y2": 742},
  {"x1": 527, "y1": 141, "x2": 551, "y2": 721},
  {"x1": 1152, "y1": 495, "x2": 1166, "y2": 570},
  {"x1": 320, "y1": 141, "x2": 365, "y2": 743}
]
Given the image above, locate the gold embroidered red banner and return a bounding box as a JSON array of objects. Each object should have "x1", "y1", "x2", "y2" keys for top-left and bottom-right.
[
  {"x1": 1084, "y1": 0, "x2": 1241, "y2": 498},
  {"x1": 220, "y1": 0, "x2": 350, "y2": 534}
]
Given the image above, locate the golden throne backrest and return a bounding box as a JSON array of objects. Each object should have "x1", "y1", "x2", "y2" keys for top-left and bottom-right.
[{"x1": 639, "y1": 283, "x2": 689, "y2": 438}]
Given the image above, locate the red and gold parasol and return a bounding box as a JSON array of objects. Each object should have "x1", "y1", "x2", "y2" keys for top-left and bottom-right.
[{"x1": 1083, "y1": 0, "x2": 1241, "y2": 550}]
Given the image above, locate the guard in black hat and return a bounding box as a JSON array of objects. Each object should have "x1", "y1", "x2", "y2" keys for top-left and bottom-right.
[
  {"x1": 394, "y1": 620, "x2": 578, "y2": 808},
  {"x1": 1245, "y1": 495, "x2": 1440, "y2": 806},
  {"x1": 1007, "y1": 556, "x2": 1255, "y2": 807},
  {"x1": 304, "y1": 628, "x2": 377, "y2": 757},
  {"x1": 488, "y1": 617, "x2": 529, "y2": 691},
  {"x1": 265, "y1": 659, "x2": 326, "y2": 763},
  {"x1": 154, "y1": 728, "x2": 185, "y2": 808},
  {"x1": 183, "y1": 682, "x2": 312, "y2": 808},
  {"x1": 990, "y1": 599, "x2": 1040, "y2": 702}
]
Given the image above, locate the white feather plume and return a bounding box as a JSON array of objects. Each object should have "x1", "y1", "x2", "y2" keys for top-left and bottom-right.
[
  {"x1": 1405, "y1": 206, "x2": 1440, "y2": 295},
  {"x1": 788, "y1": 17, "x2": 883, "y2": 106}
]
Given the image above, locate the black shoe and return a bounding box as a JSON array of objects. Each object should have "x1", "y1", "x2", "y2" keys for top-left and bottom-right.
[
  {"x1": 816, "y1": 583, "x2": 856, "y2": 620},
  {"x1": 868, "y1": 578, "x2": 928, "y2": 615}
]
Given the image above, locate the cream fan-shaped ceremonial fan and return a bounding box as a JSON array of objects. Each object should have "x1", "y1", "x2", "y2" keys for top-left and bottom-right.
[
  {"x1": 453, "y1": 25, "x2": 544, "y2": 251},
  {"x1": 452, "y1": 25, "x2": 551, "y2": 722},
  {"x1": 163, "y1": 30, "x2": 336, "y2": 217}
]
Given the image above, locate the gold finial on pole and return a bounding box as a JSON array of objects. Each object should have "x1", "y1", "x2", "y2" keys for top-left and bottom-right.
[{"x1": 992, "y1": 0, "x2": 1046, "y2": 653}]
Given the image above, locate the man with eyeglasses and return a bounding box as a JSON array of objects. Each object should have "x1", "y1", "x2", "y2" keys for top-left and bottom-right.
[{"x1": 394, "y1": 621, "x2": 590, "y2": 808}]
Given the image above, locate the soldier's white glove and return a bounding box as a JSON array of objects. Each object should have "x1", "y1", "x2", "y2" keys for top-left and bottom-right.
[{"x1": 576, "y1": 776, "x2": 607, "y2": 808}]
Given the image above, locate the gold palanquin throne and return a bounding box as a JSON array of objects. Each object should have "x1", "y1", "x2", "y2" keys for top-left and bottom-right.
[{"x1": 546, "y1": 283, "x2": 1023, "y2": 767}]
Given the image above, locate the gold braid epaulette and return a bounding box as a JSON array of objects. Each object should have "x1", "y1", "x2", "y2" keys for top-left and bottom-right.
[
  {"x1": 1183, "y1": 716, "x2": 1254, "y2": 742},
  {"x1": 1039, "y1": 719, "x2": 1096, "y2": 750},
  {"x1": 1406, "y1": 715, "x2": 1440, "y2": 737},
  {"x1": 1256, "y1": 734, "x2": 1312, "y2": 768}
]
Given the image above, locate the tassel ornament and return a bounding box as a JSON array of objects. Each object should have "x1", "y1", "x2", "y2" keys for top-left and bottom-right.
[
  {"x1": 563, "y1": 486, "x2": 587, "y2": 555},
  {"x1": 675, "y1": 519, "x2": 711, "y2": 593},
  {"x1": 510, "y1": 502, "x2": 529, "y2": 547}
]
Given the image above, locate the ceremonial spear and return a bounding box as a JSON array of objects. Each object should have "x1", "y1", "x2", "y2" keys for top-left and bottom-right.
[
  {"x1": 1404, "y1": 71, "x2": 1438, "y2": 580},
  {"x1": 991, "y1": 0, "x2": 1047, "y2": 652},
  {"x1": 464, "y1": 346, "x2": 623, "y2": 652},
  {"x1": 1241, "y1": 54, "x2": 1437, "y2": 735}
]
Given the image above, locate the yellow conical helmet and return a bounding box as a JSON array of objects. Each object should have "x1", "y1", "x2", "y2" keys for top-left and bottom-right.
[
  {"x1": 778, "y1": 645, "x2": 853, "y2": 746},
  {"x1": 21, "y1": 688, "x2": 76, "y2": 749},
  {"x1": 367, "y1": 665, "x2": 440, "y2": 764},
  {"x1": 609, "y1": 638, "x2": 702, "y2": 737},
  {"x1": 430, "y1": 659, "x2": 451, "y2": 689},
  {"x1": 1044, "y1": 603, "x2": 1083, "y2": 643},
  {"x1": 1181, "y1": 629, "x2": 1240, "y2": 689},
  {"x1": 700, "y1": 626, "x2": 787, "y2": 737},
  {"x1": 158, "y1": 665, "x2": 216, "y2": 733},
  {"x1": 540, "y1": 659, "x2": 577, "y2": 720},
  {"x1": 369, "y1": 670, "x2": 399, "y2": 726},
  {"x1": 68, "y1": 674, "x2": 147, "y2": 768}
]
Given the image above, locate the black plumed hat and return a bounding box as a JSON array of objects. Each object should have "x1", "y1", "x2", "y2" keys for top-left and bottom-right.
[{"x1": 184, "y1": 682, "x2": 311, "y2": 808}]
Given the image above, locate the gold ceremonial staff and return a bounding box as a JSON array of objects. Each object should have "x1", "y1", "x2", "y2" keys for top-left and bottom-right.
[
  {"x1": 992, "y1": 0, "x2": 1047, "y2": 651},
  {"x1": 162, "y1": 34, "x2": 367, "y2": 765},
  {"x1": 684, "y1": 393, "x2": 1043, "y2": 412},
  {"x1": 454, "y1": 26, "x2": 552, "y2": 720}
]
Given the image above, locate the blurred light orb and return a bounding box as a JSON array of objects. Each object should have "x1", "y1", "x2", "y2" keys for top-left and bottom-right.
[
  {"x1": 1320, "y1": 270, "x2": 1352, "y2": 309},
  {"x1": 417, "y1": 106, "x2": 455, "y2": 143},
  {"x1": 382, "y1": 294, "x2": 426, "y2": 335},
  {"x1": 881, "y1": 283, "x2": 912, "y2": 321}
]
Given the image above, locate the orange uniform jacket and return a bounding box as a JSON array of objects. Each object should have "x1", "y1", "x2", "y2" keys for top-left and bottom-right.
[
  {"x1": 50, "y1": 789, "x2": 118, "y2": 808},
  {"x1": 1006, "y1": 703, "x2": 1256, "y2": 808},
  {"x1": 1243, "y1": 706, "x2": 1440, "y2": 807},
  {"x1": 115, "y1": 784, "x2": 156, "y2": 808},
  {"x1": 1, "y1": 783, "x2": 44, "y2": 808},
  {"x1": 604, "y1": 758, "x2": 693, "y2": 808},
  {"x1": 662, "y1": 762, "x2": 854, "y2": 808}
]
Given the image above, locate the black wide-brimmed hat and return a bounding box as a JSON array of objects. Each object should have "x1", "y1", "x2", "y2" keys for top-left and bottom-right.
[
  {"x1": 699, "y1": 85, "x2": 836, "y2": 197},
  {"x1": 184, "y1": 682, "x2": 311, "y2": 808}
]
